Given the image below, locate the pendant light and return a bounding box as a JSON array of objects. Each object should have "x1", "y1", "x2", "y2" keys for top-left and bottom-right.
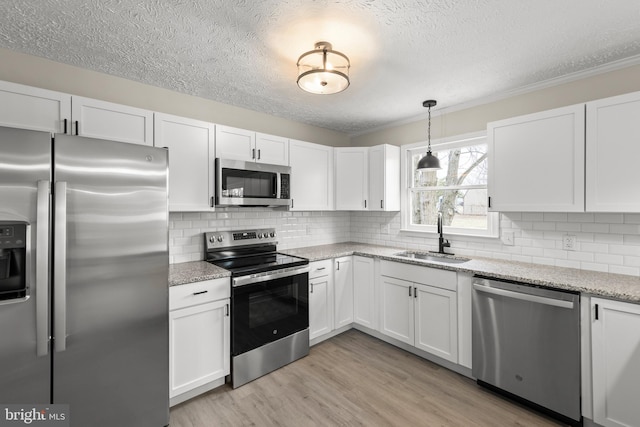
[
  {"x1": 297, "y1": 42, "x2": 350, "y2": 95},
  {"x1": 416, "y1": 100, "x2": 441, "y2": 171}
]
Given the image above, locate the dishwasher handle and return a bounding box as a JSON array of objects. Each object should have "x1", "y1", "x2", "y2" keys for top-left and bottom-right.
[{"x1": 472, "y1": 282, "x2": 574, "y2": 309}]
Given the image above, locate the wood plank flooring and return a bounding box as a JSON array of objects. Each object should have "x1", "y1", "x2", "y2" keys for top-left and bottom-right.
[{"x1": 170, "y1": 330, "x2": 564, "y2": 426}]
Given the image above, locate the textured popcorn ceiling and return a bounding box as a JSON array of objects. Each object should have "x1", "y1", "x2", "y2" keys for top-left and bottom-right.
[{"x1": 1, "y1": 0, "x2": 639, "y2": 134}]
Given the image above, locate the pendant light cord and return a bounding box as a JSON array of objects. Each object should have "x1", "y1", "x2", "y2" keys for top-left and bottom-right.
[{"x1": 427, "y1": 104, "x2": 432, "y2": 152}]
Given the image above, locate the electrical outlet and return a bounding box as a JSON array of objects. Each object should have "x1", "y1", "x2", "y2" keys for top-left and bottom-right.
[
  {"x1": 502, "y1": 232, "x2": 514, "y2": 246},
  {"x1": 562, "y1": 235, "x2": 576, "y2": 251}
]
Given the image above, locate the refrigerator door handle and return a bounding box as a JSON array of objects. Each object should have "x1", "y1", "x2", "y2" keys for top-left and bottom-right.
[
  {"x1": 36, "y1": 180, "x2": 50, "y2": 356},
  {"x1": 54, "y1": 181, "x2": 67, "y2": 353}
]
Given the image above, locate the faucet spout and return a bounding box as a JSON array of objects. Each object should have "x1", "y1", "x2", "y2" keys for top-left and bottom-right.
[{"x1": 432, "y1": 211, "x2": 453, "y2": 255}]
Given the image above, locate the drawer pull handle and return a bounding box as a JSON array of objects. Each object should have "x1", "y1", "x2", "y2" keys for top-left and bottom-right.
[
  {"x1": 316, "y1": 267, "x2": 326, "y2": 271},
  {"x1": 192, "y1": 290, "x2": 208, "y2": 296}
]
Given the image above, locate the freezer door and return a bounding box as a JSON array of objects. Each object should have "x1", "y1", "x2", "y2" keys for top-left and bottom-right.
[
  {"x1": 52, "y1": 134, "x2": 169, "y2": 427},
  {"x1": 0, "y1": 126, "x2": 51, "y2": 403}
]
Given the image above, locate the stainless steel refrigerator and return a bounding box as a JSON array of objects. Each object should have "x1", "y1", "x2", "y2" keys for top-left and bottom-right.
[{"x1": 0, "y1": 125, "x2": 169, "y2": 426}]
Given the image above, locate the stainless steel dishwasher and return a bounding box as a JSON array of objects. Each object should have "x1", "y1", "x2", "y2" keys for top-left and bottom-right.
[{"x1": 472, "y1": 276, "x2": 581, "y2": 425}]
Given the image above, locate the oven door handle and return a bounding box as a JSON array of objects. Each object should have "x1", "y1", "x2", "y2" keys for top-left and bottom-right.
[{"x1": 232, "y1": 266, "x2": 310, "y2": 287}]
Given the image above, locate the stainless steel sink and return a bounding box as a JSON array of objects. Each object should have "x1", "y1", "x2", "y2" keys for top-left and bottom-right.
[{"x1": 394, "y1": 251, "x2": 470, "y2": 264}]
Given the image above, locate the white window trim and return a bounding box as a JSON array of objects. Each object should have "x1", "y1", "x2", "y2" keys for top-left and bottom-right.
[{"x1": 400, "y1": 131, "x2": 499, "y2": 238}]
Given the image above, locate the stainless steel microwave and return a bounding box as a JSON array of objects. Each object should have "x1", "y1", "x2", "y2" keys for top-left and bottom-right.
[{"x1": 215, "y1": 158, "x2": 291, "y2": 207}]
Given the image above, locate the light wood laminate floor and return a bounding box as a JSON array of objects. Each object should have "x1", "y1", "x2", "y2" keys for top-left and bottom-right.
[{"x1": 170, "y1": 330, "x2": 564, "y2": 426}]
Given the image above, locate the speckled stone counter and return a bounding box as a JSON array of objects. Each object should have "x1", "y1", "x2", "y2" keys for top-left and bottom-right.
[
  {"x1": 283, "y1": 242, "x2": 640, "y2": 303},
  {"x1": 168, "y1": 261, "x2": 230, "y2": 286}
]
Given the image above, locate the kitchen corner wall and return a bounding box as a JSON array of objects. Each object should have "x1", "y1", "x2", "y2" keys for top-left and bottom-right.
[
  {"x1": 350, "y1": 211, "x2": 640, "y2": 277},
  {"x1": 169, "y1": 210, "x2": 350, "y2": 264}
]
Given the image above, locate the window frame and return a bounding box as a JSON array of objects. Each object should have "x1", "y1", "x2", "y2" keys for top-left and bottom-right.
[{"x1": 400, "y1": 131, "x2": 499, "y2": 238}]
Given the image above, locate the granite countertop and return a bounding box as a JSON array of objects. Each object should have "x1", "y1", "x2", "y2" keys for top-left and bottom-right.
[
  {"x1": 284, "y1": 242, "x2": 640, "y2": 303},
  {"x1": 168, "y1": 261, "x2": 230, "y2": 287},
  {"x1": 169, "y1": 242, "x2": 640, "y2": 303}
]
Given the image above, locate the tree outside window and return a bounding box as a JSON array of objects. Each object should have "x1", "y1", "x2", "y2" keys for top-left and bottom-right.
[{"x1": 405, "y1": 136, "x2": 496, "y2": 237}]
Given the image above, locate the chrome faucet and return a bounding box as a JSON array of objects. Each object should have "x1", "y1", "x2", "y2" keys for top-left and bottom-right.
[{"x1": 431, "y1": 211, "x2": 452, "y2": 255}]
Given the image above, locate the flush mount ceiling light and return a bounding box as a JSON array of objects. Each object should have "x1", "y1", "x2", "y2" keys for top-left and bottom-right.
[
  {"x1": 297, "y1": 41, "x2": 350, "y2": 95},
  {"x1": 416, "y1": 99, "x2": 441, "y2": 171}
]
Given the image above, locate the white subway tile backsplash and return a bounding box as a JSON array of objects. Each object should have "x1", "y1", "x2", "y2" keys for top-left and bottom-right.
[{"x1": 168, "y1": 208, "x2": 640, "y2": 277}]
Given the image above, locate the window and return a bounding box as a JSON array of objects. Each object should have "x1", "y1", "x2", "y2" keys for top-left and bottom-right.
[{"x1": 402, "y1": 133, "x2": 498, "y2": 237}]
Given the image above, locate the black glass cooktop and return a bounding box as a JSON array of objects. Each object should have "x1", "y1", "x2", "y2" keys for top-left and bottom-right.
[{"x1": 208, "y1": 252, "x2": 308, "y2": 276}]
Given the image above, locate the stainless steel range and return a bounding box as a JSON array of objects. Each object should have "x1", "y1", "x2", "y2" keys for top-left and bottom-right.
[{"x1": 205, "y1": 228, "x2": 310, "y2": 388}]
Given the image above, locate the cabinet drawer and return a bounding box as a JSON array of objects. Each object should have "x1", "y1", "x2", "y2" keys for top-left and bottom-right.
[
  {"x1": 170, "y1": 278, "x2": 230, "y2": 311},
  {"x1": 380, "y1": 260, "x2": 456, "y2": 291},
  {"x1": 309, "y1": 259, "x2": 332, "y2": 279}
]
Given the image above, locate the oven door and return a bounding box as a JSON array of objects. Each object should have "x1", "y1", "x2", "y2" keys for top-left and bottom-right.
[{"x1": 231, "y1": 268, "x2": 309, "y2": 356}]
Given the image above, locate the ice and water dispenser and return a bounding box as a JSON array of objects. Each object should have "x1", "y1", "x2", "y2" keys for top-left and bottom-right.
[{"x1": 0, "y1": 222, "x2": 27, "y2": 302}]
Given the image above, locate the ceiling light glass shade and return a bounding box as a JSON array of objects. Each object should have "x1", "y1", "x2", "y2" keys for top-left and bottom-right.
[
  {"x1": 416, "y1": 151, "x2": 441, "y2": 170},
  {"x1": 297, "y1": 42, "x2": 350, "y2": 95}
]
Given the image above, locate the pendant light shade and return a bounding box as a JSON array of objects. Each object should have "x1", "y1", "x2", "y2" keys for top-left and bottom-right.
[
  {"x1": 416, "y1": 99, "x2": 441, "y2": 171},
  {"x1": 297, "y1": 42, "x2": 350, "y2": 95}
]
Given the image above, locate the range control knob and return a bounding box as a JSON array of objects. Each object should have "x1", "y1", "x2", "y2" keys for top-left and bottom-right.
[
  {"x1": 217, "y1": 235, "x2": 224, "y2": 242},
  {"x1": 209, "y1": 236, "x2": 215, "y2": 243},
  {"x1": 270, "y1": 231, "x2": 276, "y2": 238},
  {"x1": 257, "y1": 233, "x2": 263, "y2": 239}
]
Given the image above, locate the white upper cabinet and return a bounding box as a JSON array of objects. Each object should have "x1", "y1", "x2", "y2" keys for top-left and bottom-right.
[
  {"x1": 256, "y1": 132, "x2": 289, "y2": 165},
  {"x1": 154, "y1": 113, "x2": 215, "y2": 212},
  {"x1": 289, "y1": 139, "x2": 334, "y2": 211},
  {"x1": 0, "y1": 80, "x2": 70, "y2": 133},
  {"x1": 215, "y1": 125, "x2": 255, "y2": 161},
  {"x1": 487, "y1": 104, "x2": 585, "y2": 212},
  {"x1": 71, "y1": 96, "x2": 153, "y2": 145},
  {"x1": 215, "y1": 125, "x2": 289, "y2": 165},
  {"x1": 335, "y1": 147, "x2": 369, "y2": 210},
  {"x1": 586, "y1": 91, "x2": 640, "y2": 212},
  {"x1": 368, "y1": 144, "x2": 400, "y2": 211}
]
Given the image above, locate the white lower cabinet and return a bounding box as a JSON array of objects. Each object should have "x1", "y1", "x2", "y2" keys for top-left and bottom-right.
[
  {"x1": 380, "y1": 276, "x2": 415, "y2": 345},
  {"x1": 309, "y1": 259, "x2": 334, "y2": 341},
  {"x1": 169, "y1": 278, "x2": 230, "y2": 406},
  {"x1": 591, "y1": 298, "x2": 640, "y2": 427},
  {"x1": 353, "y1": 256, "x2": 376, "y2": 329},
  {"x1": 379, "y1": 261, "x2": 458, "y2": 363},
  {"x1": 334, "y1": 256, "x2": 354, "y2": 329}
]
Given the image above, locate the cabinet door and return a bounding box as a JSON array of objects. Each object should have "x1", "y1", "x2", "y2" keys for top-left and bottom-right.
[
  {"x1": 334, "y1": 256, "x2": 354, "y2": 329},
  {"x1": 309, "y1": 275, "x2": 333, "y2": 340},
  {"x1": 256, "y1": 133, "x2": 289, "y2": 165},
  {"x1": 215, "y1": 125, "x2": 255, "y2": 162},
  {"x1": 369, "y1": 144, "x2": 400, "y2": 211},
  {"x1": 414, "y1": 283, "x2": 458, "y2": 363},
  {"x1": 353, "y1": 256, "x2": 376, "y2": 329},
  {"x1": 0, "y1": 80, "x2": 70, "y2": 133},
  {"x1": 587, "y1": 91, "x2": 640, "y2": 212},
  {"x1": 379, "y1": 276, "x2": 414, "y2": 345},
  {"x1": 591, "y1": 298, "x2": 640, "y2": 427},
  {"x1": 488, "y1": 104, "x2": 585, "y2": 211},
  {"x1": 289, "y1": 139, "x2": 334, "y2": 211},
  {"x1": 155, "y1": 113, "x2": 215, "y2": 211},
  {"x1": 335, "y1": 147, "x2": 368, "y2": 210},
  {"x1": 71, "y1": 96, "x2": 153, "y2": 145},
  {"x1": 169, "y1": 299, "x2": 230, "y2": 399}
]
